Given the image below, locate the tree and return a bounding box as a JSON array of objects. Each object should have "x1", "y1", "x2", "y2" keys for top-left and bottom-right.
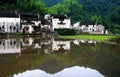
[
  {"x1": 17, "y1": 0, "x2": 47, "y2": 16},
  {"x1": 110, "y1": 6, "x2": 120, "y2": 25},
  {"x1": 91, "y1": 15, "x2": 101, "y2": 23}
]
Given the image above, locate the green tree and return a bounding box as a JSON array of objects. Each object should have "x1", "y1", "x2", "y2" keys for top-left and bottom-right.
[
  {"x1": 91, "y1": 15, "x2": 101, "y2": 23},
  {"x1": 48, "y1": 0, "x2": 88, "y2": 23},
  {"x1": 17, "y1": 0, "x2": 47, "y2": 16},
  {"x1": 110, "y1": 6, "x2": 120, "y2": 25}
]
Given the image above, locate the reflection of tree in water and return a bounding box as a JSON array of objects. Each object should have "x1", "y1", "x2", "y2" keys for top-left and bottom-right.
[
  {"x1": 116, "y1": 38, "x2": 120, "y2": 44},
  {"x1": 70, "y1": 42, "x2": 120, "y2": 77}
]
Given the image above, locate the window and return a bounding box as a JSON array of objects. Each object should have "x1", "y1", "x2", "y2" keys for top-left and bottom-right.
[
  {"x1": 14, "y1": 41, "x2": 16, "y2": 44},
  {"x1": 10, "y1": 26, "x2": 12, "y2": 30},
  {"x1": 3, "y1": 42, "x2": 5, "y2": 46},
  {"x1": 10, "y1": 41, "x2": 12, "y2": 45},
  {"x1": 0, "y1": 41, "x2": 1, "y2": 44},
  {"x1": 2, "y1": 26, "x2": 4, "y2": 29},
  {"x1": 13, "y1": 27, "x2": 16, "y2": 30}
]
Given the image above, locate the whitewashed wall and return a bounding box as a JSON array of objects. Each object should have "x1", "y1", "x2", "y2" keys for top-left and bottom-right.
[
  {"x1": 52, "y1": 18, "x2": 71, "y2": 31},
  {"x1": 21, "y1": 21, "x2": 41, "y2": 33},
  {"x1": 0, "y1": 17, "x2": 20, "y2": 33}
]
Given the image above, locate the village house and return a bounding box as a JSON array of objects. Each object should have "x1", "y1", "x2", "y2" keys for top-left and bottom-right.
[
  {"x1": 20, "y1": 12, "x2": 41, "y2": 33},
  {"x1": 42, "y1": 14, "x2": 71, "y2": 32},
  {"x1": 73, "y1": 21, "x2": 108, "y2": 34},
  {"x1": 0, "y1": 11, "x2": 20, "y2": 33},
  {"x1": 0, "y1": 11, "x2": 41, "y2": 34}
]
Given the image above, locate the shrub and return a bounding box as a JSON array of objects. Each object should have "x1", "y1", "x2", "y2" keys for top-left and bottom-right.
[{"x1": 55, "y1": 28, "x2": 77, "y2": 35}]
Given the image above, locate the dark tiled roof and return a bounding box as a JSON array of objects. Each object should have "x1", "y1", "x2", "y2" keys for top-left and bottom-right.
[
  {"x1": 51, "y1": 14, "x2": 69, "y2": 19},
  {"x1": 80, "y1": 21, "x2": 96, "y2": 25},
  {"x1": 0, "y1": 11, "x2": 19, "y2": 18},
  {"x1": 20, "y1": 12, "x2": 39, "y2": 21},
  {"x1": 21, "y1": 21, "x2": 35, "y2": 25}
]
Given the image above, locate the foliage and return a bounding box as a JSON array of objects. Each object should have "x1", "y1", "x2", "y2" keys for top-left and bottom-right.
[
  {"x1": 91, "y1": 15, "x2": 101, "y2": 23},
  {"x1": 42, "y1": 0, "x2": 63, "y2": 7},
  {"x1": 0, "y1": 0, "x2": 17, "y2": 10},
  {"x1": 110, "y1": 6, "x2": 120, "y2": 25},
  {"x1": 17, "y1": 0, "x2": 47, "y2": 16},
  {"x1": 55, "y1": 28, "x2": 77, "y2": 35},
  {"x1": 48, "y1": 0, "x2": 87, "y2": 23}
]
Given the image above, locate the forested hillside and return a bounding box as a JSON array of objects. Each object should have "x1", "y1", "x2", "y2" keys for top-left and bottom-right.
[
  {"x1": 0, "y1": 0, "x2": 17, "y2": 10},
  {"x1": 41, "y1": 0, "x2": 63, "y2": 7},
  {"x1": 0, "y1": 0, "x2": 120, "y2": 34}
]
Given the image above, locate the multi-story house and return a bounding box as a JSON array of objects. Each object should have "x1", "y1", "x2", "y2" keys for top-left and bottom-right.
[
  {"x1": 0, "y1": 11, "x2": 20, "y2": 33},
  {"x1": 42, "y1": 14, "x2": 71, "y2": 32}
]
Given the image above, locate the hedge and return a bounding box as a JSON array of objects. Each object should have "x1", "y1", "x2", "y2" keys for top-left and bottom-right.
[{"x1": 54, "y1": 28, "x2": 77, "y2": 35}]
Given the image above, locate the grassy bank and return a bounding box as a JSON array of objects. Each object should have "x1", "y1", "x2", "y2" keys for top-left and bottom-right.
[{"x1": 59, "y1": 35, "x2": 117, "y2": 41}]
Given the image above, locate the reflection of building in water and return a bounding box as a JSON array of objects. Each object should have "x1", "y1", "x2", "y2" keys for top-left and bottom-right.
[
  {"x1": 73, "y1": 39, "x2": 97, "y2": 46},
  {"x1": 0, "y1": 37, "x2": 71, "y2": 55},
  {"x1": 21, "y1": 37, "x2": 34, "y2": 46},
  {"x1": 41, "y1": 40, "x2": 51, "y2": 45},
  {"x1": 0, "y1": 38, "x2": 21, "y2": 54},
  {"x1": 21, "y1": 37, "x2": 41, "y2": 49},
  {"x1": 52, "y1": 39, "x2": 70, "y2": 51},
  {"x1": 44, "y1": 38, "x2": 71, "y2": 54}
]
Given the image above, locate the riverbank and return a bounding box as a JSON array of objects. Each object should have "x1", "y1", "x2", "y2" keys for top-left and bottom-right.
[
  {"x1": 0, "y1": 32, "x2": 54, "y2": 38},
  {"x1": 0, "y1": 33, "x2": 118, "y2": 42},
  {"x1": 59, "y1": 35, "x2": 118, "y2": 41}
]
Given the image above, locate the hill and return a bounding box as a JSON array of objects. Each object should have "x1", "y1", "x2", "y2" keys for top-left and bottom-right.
[{"x1": 41, "y1": 0, "x2": 63, "y2": 7}]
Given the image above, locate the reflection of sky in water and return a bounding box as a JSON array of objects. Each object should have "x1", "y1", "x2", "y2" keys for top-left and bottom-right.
[{"x1": 14, "y1": 66, "x2": 104, "y2": 77}]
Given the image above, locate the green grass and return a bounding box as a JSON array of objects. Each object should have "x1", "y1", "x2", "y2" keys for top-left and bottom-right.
[{"x1": 59, "y1": 35, "x2": 117, "y2": 41}]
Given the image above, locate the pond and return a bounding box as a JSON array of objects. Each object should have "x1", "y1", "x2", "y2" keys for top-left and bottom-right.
[{"x1": 0, "y1": 36, "x2": 120, "y2": 77}]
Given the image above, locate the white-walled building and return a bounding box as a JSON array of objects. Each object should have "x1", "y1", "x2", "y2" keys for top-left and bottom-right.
[
  {"x1": 0, "y1": 11, "x2": 41, "y2": 34},
  {"x1": 73, "y1": 21, "x2": 106, "y2": 34},
  {"x1": 20, "y1": 12, "x2": 41, "y2": 33},
  {"x1": 42, "y1": 14, "x2": 71, "y2": 32},
  {"x1": 51, "y1": 14, "x2": 71, "y2": 31},
  {"x1": 0, "y1": 11, "x2": 20, "y2": 33}
]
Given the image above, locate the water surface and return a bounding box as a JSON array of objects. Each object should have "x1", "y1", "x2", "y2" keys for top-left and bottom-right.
[{"x1": 0, "y1": 37, "x2": 120, "y2": 77}]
